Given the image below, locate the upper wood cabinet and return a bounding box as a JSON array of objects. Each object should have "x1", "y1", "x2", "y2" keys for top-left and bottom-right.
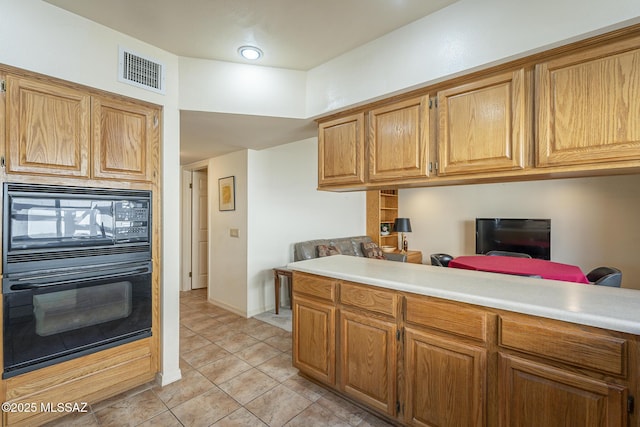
[
  {"x1": 368, "y1": 96, "x2": 429, "y2": 182},
  {"x1": 437, "y1": 69, "x2": 527, "y2": 176},
  {"x1": 318, "y1": 113, "x2": 365, "y2": 187},
  {"x1": 536, "y1": 34, "x2": 640, "y2": 168},
  {"x1": 6, "y1": 75, "x2": 91, "y2": 178},
  {"x1": 4, "y1": 74, "x2": 159, "y2": 182},
  {"x1": 92, "y1": 96, "x2": 158, "y2": 182}
]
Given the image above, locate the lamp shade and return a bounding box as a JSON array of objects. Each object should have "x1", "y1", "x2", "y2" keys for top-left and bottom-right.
[{"x1": 394, "y1": 218, "x2": 412, "y2": 233}]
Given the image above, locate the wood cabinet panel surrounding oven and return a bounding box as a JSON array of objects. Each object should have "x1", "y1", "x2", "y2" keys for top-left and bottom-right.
[
  {"x1": 6, "y1": 75, "x2": 91, "y2": 177},
  {"x1": 536, "y1": 34, "x2": 640, "y2": 168},
  {"x1": 4, "y1": 73, "x2": 159, "y2": 182},
  {"x1": 92, "y1": 96, "x2": 158, "y2": 182},
  {"x1": 0, "y1": 65, "x2": 162, "y2": 426}
]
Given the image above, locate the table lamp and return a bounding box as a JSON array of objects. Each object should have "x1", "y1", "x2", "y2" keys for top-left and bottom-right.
[{"x1": 394, "y1": 218, "x2": 412, "y2": 253}]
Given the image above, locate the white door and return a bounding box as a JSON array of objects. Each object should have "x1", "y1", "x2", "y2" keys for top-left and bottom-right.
[{"x1": 191, "y1": 171, "x2": 208, "y2": 289}]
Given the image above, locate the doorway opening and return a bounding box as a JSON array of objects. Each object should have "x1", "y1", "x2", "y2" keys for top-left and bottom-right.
[{"x1": 181, "y1": 167, "x2": 209, "y2": 291}]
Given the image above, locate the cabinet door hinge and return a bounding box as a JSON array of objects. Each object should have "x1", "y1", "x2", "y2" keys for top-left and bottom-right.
[
  {"x1": 396, "y1": 329, "x2": 401, "y2": 341},
  {"x1": 0, "y1": 156, "x2": 5, "y2": 169},
  {"x1": 188, "y1": 272, "x2": 192, "y2": 278},
  {"x1": 628, "y1": 396, "x2": 635, "y2": 414},
  {"x1": 189, "y1": 183, "x2": 193, "y2": 189},
  {"x1": 396, "y1": 400, "x2": 401, "y2": 414},
  {"x1": 0, "y1": 80, "x2": 5, "y2": 92}
]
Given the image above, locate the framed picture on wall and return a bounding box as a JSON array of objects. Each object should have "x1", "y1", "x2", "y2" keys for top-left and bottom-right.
[{"x1": 218, "y1": 176, "x2": 235, "y2": 211}]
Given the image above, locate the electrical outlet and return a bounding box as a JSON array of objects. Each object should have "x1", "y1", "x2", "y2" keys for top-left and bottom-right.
[{"x1": 230, "y1": 228, "x2": 239, "y2": 238}]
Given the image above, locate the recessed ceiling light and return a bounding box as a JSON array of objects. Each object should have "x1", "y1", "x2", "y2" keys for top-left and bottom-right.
[{"x1": 238, "y1": 46, "x2": 263, "y2": 61}]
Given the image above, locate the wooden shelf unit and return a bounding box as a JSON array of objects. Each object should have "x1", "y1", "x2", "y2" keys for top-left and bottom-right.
[{"x1": 366, "y1": 189, "x2": 399, "y2": 250}]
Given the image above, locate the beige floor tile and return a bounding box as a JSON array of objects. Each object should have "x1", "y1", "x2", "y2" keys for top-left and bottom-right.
[
  {"x1": 212, "y1": 407, "x2": 268, "y2": 426},
  {"x1": 43, "y1": 411, "x2": 100, "y2": 427},
  {"x1": 213, "y1": 312, "x2": 244, "y2": 323},
  {"x1": 152, "y1": 369, "x2": 215, "y2": 409},
  {"x1": 245, "y1": 322, "x2": 288, "y2": 341},
  {"x1": 263, "y1": 333, "x2": 292, "y2": 352},
  {"x1": 171, "y1": 387, "x2": 240, "y2": 426},
  {"x1": 180, "y1": 333, "x2": 212, "y2": 354},
  {"x1": 284, "y1": 403, "x2": 351, "y2": 427},
  {"x1": 218, "y1": 368, "x2": 279, "y2": 405},
  {"x1": 94, "y1": 390, "x2": 167, "y2": 427},
  {"x1": 186, "y1": 315, "x2": 222, "y2": 333},
  {"x1": 90, "y1": 381, "x2": 155, "y2": 412},
  {"x1": 257, "y1": 353, "x2": 298, "y2": 383},
  {"x1": 181, "y1": 312, "x2": 214, "y2": 330},
  {"x1": 316, "y1": 392, "x2": 368, "y2": 426},
  {"x1": 199, "y1": 322, "x2": 247, "y2": 343},
  {"x1": 235, "y1": 341, "x2": 281, "y2": 366},
  {"x1": 198, "y1": 354, "x2": 253, "y2": 385},
  {"x1": 282, "y1": 376, "x2": 328, "y2": 402},
  {"x1": 215, "y1": 332, "x2": 260, "y2": 353},
  {"x1": 182, "y1": 342, "x2": 231, "y2": 368},
  {"x1": 135, "y1": 410, "x2": 183, "y2": 427},
  {"x1": 357, "y1": 411, "x2": 395, "y2": 427},
  {"x1": 245, "y1": 384, "x2": 312, "y2": 427}
]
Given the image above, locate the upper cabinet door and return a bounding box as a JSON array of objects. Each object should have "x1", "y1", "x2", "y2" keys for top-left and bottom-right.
[
  {"x1": 368, "y1": 96, "x2": 429, "y2": 182},
  {"x1": 438, "y1": 69, "x2": 527, "y2": 176},
  {"x1": 6, "y1": 75, "x2": 91, "y2": 177},
  {"x1": 92, "y1": 96, "x2": 158, "y2": 182},
  {"x1": 318, "y1": 113, "x2": 365, "y2": 187},
  {"x1": 536, "y1": 35, "x2": 640, "y2": 168}
]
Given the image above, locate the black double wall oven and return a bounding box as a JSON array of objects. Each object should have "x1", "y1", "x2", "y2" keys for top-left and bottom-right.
[{"x1": 2, "y1": 183, "x2": 153, "y2": 378}]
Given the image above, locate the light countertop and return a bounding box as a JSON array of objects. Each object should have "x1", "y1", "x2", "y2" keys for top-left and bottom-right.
[{"x1": 287, "y1": 255, "x2": 640, "y2": 335}]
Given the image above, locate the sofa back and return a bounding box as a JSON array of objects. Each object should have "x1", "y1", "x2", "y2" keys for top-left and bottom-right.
[{"x1": 293, "y1": 236, "x2": 374, "y2": 261}]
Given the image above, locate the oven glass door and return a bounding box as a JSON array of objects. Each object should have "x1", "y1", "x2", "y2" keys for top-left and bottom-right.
[
  {"x1": 2, "y1": 263, "x2": 152, "y2": 378},
  {"x1": 8, "y1": 196, "x2": 115, "y2": 251}
]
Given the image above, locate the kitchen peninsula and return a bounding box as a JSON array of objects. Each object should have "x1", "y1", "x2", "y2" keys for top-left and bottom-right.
[{"x1": 288, "y1": 255, "x2": 640, "y2": 426}]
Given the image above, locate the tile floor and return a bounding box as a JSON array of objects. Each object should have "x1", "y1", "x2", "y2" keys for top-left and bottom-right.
[{"x1": 46, "y1": 288, "x2": 393, "y2": 427}]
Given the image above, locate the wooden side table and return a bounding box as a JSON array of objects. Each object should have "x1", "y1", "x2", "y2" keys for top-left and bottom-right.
[
  {"x1": 272, "y1": 267, "x2": 293, "y2": 315},
  {"x1": 396, "y1": 250, "x2": 423, "y2": 264}
]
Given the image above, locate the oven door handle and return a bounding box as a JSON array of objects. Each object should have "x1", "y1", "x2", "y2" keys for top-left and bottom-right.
[{"x1": 9, "y1": 267, "x2": 150, "y2": 291}]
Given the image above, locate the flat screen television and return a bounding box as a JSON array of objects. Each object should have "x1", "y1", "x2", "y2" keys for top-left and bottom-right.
[{"x1": 475, "y1": 218, "x2": 551, "y2": 260}]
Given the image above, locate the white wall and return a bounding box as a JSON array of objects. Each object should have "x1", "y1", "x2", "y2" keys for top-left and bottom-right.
[
  {"x1": 208, "y1": 151, "x2": 249, "y2": 314},
  {"x1": 306, "y1": 0, "x2": 640, "y2": 116},
  {"x1": 400, "y1": 174, "x2": 640, "y2": 289},
  {"x1": 205, "y1": 138, "x2": 365, "y2": 317},
  {"x1": 246, "y1": 138, "x2": 365, "y2": 316},
  {"x1": 0, "y1": 0, "x2": 182, "y2": 386},
  {"x1": 179, "y1": 57, "x2": 307, "y2": 117}
]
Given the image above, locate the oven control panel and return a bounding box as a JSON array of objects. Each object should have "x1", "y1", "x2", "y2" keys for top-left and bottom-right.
[{"x1": 114, "y1": 200, "x2": 150, "y2": 241}]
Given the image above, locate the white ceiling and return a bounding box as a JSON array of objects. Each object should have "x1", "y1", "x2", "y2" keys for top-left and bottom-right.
[{"x1": 44, "y1": 0, "x2": 459, "y2": 164}]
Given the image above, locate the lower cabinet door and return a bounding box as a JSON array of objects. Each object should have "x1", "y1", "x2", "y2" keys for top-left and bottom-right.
[
  {"x1": 292, "y1": 296, "x2": 336, "y2": 386},
  {"x1": 404, "y1": 328, "x2": 487, "y2": 427},
  {"x1": 499, "y1": 353, "x2": 627, "y2": 427},
  {"x1": 339, "y1": 310, "x2": 397, "y2": 416}
]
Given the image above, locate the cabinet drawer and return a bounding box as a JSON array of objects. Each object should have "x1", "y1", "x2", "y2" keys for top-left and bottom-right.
[
  {"x1": 405, "y1": 296, "x2": 487, "y2": 342},
  {"x1": 292, "y1": 272, "x2": 336, "y2": 302},
  {"x1": 499, "y1": 314, "x2": 627, "y2": 376},
  {"x1": 340, "y1": 282, "x2": 398, "y2": 318}
]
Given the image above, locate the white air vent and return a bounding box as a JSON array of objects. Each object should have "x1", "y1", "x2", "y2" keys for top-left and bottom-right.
[{"x1": 118, "y1": 47, "x2": 165, "y2": 94}]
